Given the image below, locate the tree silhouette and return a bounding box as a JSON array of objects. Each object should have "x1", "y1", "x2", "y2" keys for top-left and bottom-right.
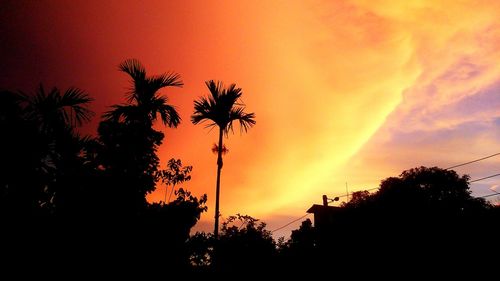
[
  {"x1": 277, "y1": 218, "x2": 317, "y2": 270},
  {"x1": 295, "y1": 166, "x2": 497, "y2": 272},
  {"x1": 158, "y1": 158, "x2": 192, "y2": 203},
  {"x1": 0, "y1": 70, "x2": 216, "y2": 273},
  {"x1": 22, "y1": 86, "x2": 95, "y2": 215},
  {"x1": 191, "y1": 80, "x2": 256, "y2": 239},
  {"x1": 365, "y1": 166, "x2": 489, "y2": 217},
  {"x1": 97, "y1": 59, "x2": 183, "y2": 214},
  {"x1": 22, "y1": 84, "x2": 93, "y2": 134},
  {"x1": 103, "y1": 59, "x2": 182, "y2": 127},
  {"x1": 187, "y1": 232, "x2": 214, "y2": 270},
  {"x1": 0, "y1": 86, "x2": 94, "y2": 216},
  {"x1": 187, "y1": 214, "x2": 276, "y2": 272},
  {"x1": 0, "y1": 90, "x2": 47, "y2": 216},
  {"x1": 215, "y1": 214, "x2": 276, "y2": 271}
]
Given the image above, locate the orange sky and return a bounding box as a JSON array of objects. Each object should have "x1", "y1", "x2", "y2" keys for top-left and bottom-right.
[{"x1": 2, "y1": 0, "x2": 500, "y2": 236}]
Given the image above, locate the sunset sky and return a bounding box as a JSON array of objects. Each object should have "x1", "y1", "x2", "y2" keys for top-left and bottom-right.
[{"x1": 2, "y1": 0, "x2": 500, "y2": 236}]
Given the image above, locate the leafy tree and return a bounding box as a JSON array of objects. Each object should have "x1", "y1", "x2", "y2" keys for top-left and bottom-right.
[
  {"x1": 346, "y1": 167, "x2": 491, "y2": 218},
  {"x1": 299, "y1": 166, "x2": 495, "y2": 270},
  {"x1": 147, "y1": 188, "x2": 207, "y2": 240},
  {"x1": 186, "y1": 214, "x2": 277, "y2": 272},
  {"x1": 158, "y1": 158, "x2": 192, "y2": 203},
  {"x1": 213, "y1": 214, "x2": 276, "y2": 271},
  {"x1": 187, "y1": 232, "x2": 214, "y2": 269},
  {"x1": 342, "y1": 190, "x2": 371, "y2": 208},
  {"x1": 277, "y1": 218, "x2": 318, "y2": 270},
  {"x1": 191, "y1": 80, "x2": 255, "y2": 239},
  {"x1": 288, "y1": 218, "x2": 315, "y2": 250},
  {"x1": 146, "y1": 188, "x2": 207, "y2": 269}
]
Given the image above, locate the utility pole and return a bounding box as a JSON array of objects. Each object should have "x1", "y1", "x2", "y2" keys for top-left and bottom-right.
[{"x1": 322, "y1": 195, "x2": 339, "y2": 206}]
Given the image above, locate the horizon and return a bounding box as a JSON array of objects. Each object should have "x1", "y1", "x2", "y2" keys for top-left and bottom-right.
[{"x1": 2, "y1": 0, "x2": 500, "y2": 238}]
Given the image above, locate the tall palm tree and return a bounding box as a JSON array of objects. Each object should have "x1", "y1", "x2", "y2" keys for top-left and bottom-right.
[
  {"x1": 104, "y1": 59, "x2": 183, "y2": 127},
  {"x1": 100, "y1": 59, "x2": 183, "y2": 212},
  {"x1": 191, "y1": 80, "x2": 256, "y2": 239}
]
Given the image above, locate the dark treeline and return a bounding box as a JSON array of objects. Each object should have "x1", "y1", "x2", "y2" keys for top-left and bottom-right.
[
  {"x1": 187, "y1": 167, "x2": 499, "y2": 274},
  {"x1": 280, "y1": 167, "x2": 500, "y2": 273},
  {"x1": 1, "y1": 60, "x2": 499, "y2": 274},
  {"x1": 0, "y1": 60, "x2": 207, "y2": 272}
]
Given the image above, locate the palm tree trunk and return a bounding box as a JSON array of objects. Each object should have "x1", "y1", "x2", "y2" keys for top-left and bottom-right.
[{"x1": 214, "y1": 127, "x2": 224, "y2": 239}]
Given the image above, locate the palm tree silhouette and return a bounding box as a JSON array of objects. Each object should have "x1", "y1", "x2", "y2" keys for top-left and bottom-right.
[
  {"x1": 101, "y1": 59, "x2": 183, "y2": 211},
  {"x1": 23, "y1": 84, "x2": 93, "y2": 134},
  {"x1": 104, "y1": 59, "x2": 183, "y2": 127},
  {"x1": 22, "y1": 85, "x2": 94, "y2": 167},
  {"x1": 191, "y1": 80, "x2": 255, "y2": 239},
  {"x1": 20, "y1": 85, "x2": 94, "y2": 212}
]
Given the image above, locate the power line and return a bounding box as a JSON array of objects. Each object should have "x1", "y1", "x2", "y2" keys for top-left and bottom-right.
[
  {"x1": 330, "y1": 173, "x2": 500, "y2": 201},
  {"x1": 329, "y1": 174, "x2": 500, "y2": 194},
  {"x1": 330, "y1": 152, "x2": 500, "y2": 202},
  {"x1": 343, "y1": 187, "x2": 378, "y2": 197},
  {"x1": 271, "y1": 213, "x2": 310, "y2": 233},
  {"x1": 445, "y1": 152, "x2": 500, "y2": 170},
  {"x1": 480, "y1": 193, "x2": 500, "y2": 198},
  {"x1": 272, "y1": 174, "x2": 500, "y2": 235},
  {"x1": 273, "y1": 156, "x2": 500, "y2": 235},
  {"x1": 470, "y1": 173, "x2": 500, "y2": 183},
  {"x1": 329, "y1": 187, "x2": 379, "y2": 200},
  {"x1": 271, "y1": 187, "x2": 381, "y2": 233}
]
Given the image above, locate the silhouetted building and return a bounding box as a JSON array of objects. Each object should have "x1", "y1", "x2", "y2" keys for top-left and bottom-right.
[{"x1": 306, "y1": 195, "x2": 341, "y2": 232}]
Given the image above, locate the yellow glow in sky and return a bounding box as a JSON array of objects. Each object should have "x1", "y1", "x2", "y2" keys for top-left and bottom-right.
[{"x1": 2, "y1": 0, "x2": 500, "y2": 235}]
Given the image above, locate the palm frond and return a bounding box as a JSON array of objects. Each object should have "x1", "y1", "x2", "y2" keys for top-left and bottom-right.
[
  {"x1": 119, "y1": 59, "x2": 146, "y2": 81},
  {"x1": 238, "y1": 112, "x2": 256, "y2": 132},
  {"x1": 103, "y1": 104, "x2": 140, "y2": 123},
  {"x1": 148, "y1": 72, "x2": 183, "y2": 91},
  {"x1": 191, "y1": 96, "x2": 217, "y2": 125},
  {"x1": 22, "y1": 85, "x2": 45, "y2": 126},
  {"x1": 225, "y1": 83, "x2": 242, "y2": 100},
  {"x1": 205, "y1": 80, "x2": 224, "y2": 101},
  {"x1": 227, "y1": 107, "x2": 256, "y2": 134},
  {"x1": 126, "y1": 79, "x2": 146, "y2": 104},
  {"x1": 119, "y1": 59, "x2": 147, "y2": 104},
  {"x1": 150, "y1": 96, "x2": 181, "y2": 128},
  {"x1": 60, "y1": 87, "x2": 94, "y2": 126}
]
